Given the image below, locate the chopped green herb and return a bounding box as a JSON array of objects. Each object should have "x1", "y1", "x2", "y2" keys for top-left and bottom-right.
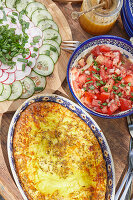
[
  {"x1": 86, "y1": 81, "x2": 93, "y2": 84},
  {"x1": 128, "y1": 82, "x2": 131, "y2": 86},
  {"x1": 93, "y1": 60, "x2": 98, "y2": 66},
  {"x1": 105, "y1": 67, "x2": 107, "y2": 70},
  {"x1": 83, "y1": 87, "x2": 87, "y2": 91},
  {"x1": 50, "y1": 46, "x2": 57, "y2": 52},
  {"x1": 102, "y1": 102, "x2": 108, "y2": 106},
  {"x1": 100, "y1": 80, "x2": 105, "y2": 85},
  {"x1": 51, "y1": 36, "x2": 58, "y2": 40},
  {"x1": 87, "y1": 77, "x2": 91, "y2": 80},
  {"x1": 89, "y1": 85, "x2": 95, "y2": 90},
  {"x1": 33, "y1": 47, "x2": 38, "y2": 52},
  {"x1": 120, "y1": 83, "x2": 126, "y2": 87},
  {"x1": 131, "y1": 92, "x2": 133, "y2": 96},
  {"x1": 113, "y1": 91, "x2": 117, "y2": 94},
  {"x1": 27, "y1": 61, "x2": 32, "y2": 66},
  {"x1": 96, "y1": 82, "x2": 101, "y2": 87},
  {"x1": 117, "y1": 92, "x2": 122, "y2": 97},
  {"x1": 91, "y1": 71, "x2": 95, "y2": 74},
  {"x1": 33, "y1": 36, "x2": 41, "y2": 43},
  {"x1": 113, "y1": 86, "x2": 118, "y2": 90},
  {"x1": 35, "y1": 87, "x2": 44, "y2": 91},
  {"x1": 31, "y1": 53, "x2": 37, "y2": 58},
  {"x1": 22, "y1": 64, "x2": 25, "y2": 71},
  {"x1": 103, "y1": 87, "x2": 108, "y2": 92},
  {"x1": 45, "y1": 50, "x2": 50, "y2": 56},
  {"x1": 117, "y1": 76, "x2": 122, "y2": 81},
  {"x1": 130, "y1": 98, "x2": 133, "y2": 102},
  {"x1": 17, "y1": 58, "x2": 28, "y2": 63},
  {"x1": 93, "y1": 74, "x2": 100, "y2": 80},
  {"x1": 96, "y1": 67, "x2": 100, "y2": 71}
]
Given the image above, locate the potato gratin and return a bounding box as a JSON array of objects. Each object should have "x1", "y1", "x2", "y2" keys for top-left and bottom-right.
[{"x1": 13, "y1": 102, "x2": 107, "y2": 200}]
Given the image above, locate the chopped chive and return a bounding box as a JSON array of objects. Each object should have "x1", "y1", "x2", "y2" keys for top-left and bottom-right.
[
  {"x1": 96, "y1": 67, "x2": 100, "y2": 71},
  {"x1": 100, "y1": 80, "x2": 105, "y2": 85},
  {"x1": 22, "y1": 64, "x2": 25, "y2": 71},
  {"x1": 86, "y1": 81, "x2": 93, "y2": 84},
  {"x1": 12, "y1": 12, "x2": 18, "y2": 16},
  {"x1": 17, "y1": 58, "x2": 28, "y2": 63},
  {"x1": 113, "y1": 91, "x2": 117, "y2": 94},
  {"x1": 93, "y1": 60, "x2": 98, "y2": 66},
  {"x1": 45, "y1": 50, "x2": 50, "y2": 56},
  {"x1": 93, "y1": 74, "x2": 100, "y2": 80},
  {"x1": 105, "y1": 67, "x2": 107, "y2": 70},
  {"x1": 83, "y1": 87, "x2": 87, "y2": 91},
  {"x1": 87, "y1": 77, "x2": 91, "y2": 80},
  {"x1": 50, "y1": 46, "x2": 57, "y2": 52},
  {"x1": 120, "y1": 83, "x2": 126, "y2": 87},
  {"x1": 51, "y1": 36, "x2": 58, "y2": 40},
  {"x1": 102, "y1": 102, "x2": 108, "y2": 106},
  {"x1": 35, "y1": 87, "x2": 44, "y2": 91},
  {"x1": 91, "y1": 71, "x2": 95, "y2": 74},
  {"x1": 96, "y1": 82, "x2": 101, "y2": 87},
  {"x1": 89, "y1": 85, "x2": 95, "y2": 90},
  {"x1": 131, "y1": 92, "x2": 133, "y2": 96},
  {"x1": 31, "y1": 53, "x2": 37, "y2": 58},
  {"x1": 27, "y1": 61, "x2": 32, "y2": 66},
  {"x1": 33, "y1": 47, "x2": 38, "y2": 52},
  {"x1": 33, "y1": 36, "x2": 41, "y2": 43},
  {"x1": 128, "y1": 82, "x2": 131, "y2": 86},
  {"x1": 113, "y1": 86, "x2": 118, "y2": 90},
  {"x1": 103, "y1": 87, "x2": 108, "y2": 92},
  {"x1": 130, "y1": 98, "x2": 133, "y2": 101},
  {"x1": 117, "y1": 92, "x2": 122, "y2": 97},
  {"x1": 117, "y1": 76, "x2": 122, "y2": 81}
]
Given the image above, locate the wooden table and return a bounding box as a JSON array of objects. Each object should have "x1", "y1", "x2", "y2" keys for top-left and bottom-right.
[{"x1": 0, "y1": 1, "x2": 131, "y2": 199}]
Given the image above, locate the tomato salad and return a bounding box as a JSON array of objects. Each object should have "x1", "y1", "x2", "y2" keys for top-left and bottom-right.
[{"x1": 71, "y1": 45, "x2": 133, "y2": 115}]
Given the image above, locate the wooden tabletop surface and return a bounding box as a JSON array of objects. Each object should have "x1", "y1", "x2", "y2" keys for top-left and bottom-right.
[{"x1": 0, "y1": 1, "x2": 132, "y2": 199}]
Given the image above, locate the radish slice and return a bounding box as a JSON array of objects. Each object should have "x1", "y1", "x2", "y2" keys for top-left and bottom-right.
[
  {"x1": 15, "y1": 66, "x2": 31, "y2": 81},
  {"x1": 2, "y1": 73, "x2": 15, "y2": 84},
  {"x1": 0, "y1": 72, "x2": 9, "y2": 82},
  {"x1": 27, "y1": 57, "x2": 37, "y2": 69},
  {"x1": 4, "y1": 8, "x2": 12, "y2": 15},
  {"x1": 0, "y1": 69, "x2": 3, "y2": 78},
  {"x1": 1, "y1": 64, "x2": 10, "y2": 70},
  {"x1": 0, "y1": 10, "x2": 3, "y2": 19},
  {"x1": 4, "y1": 65, "x2": 17, "y2": 73},
  {"x1": 27, "y1": 27, "x2": 43, "y2": 48},
  {"x1": 13, "y1": 55, "x2": 26, "y2": 71},
  {"x1": 22, "y1": 15, "x2": 34, "y2": 28},
  {"x1": 29, "y1": 46, "x2": 39, "y2": 59}
]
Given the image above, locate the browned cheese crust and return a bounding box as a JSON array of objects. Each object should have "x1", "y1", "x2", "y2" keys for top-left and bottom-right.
[{"x1": 13, "y1": 101, "x2": 107, "y2": 200}]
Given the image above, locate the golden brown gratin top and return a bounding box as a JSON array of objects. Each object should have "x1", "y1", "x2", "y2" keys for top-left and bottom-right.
[{"x1": 13, "y1": 102, "x2": 107, "y2": 200}]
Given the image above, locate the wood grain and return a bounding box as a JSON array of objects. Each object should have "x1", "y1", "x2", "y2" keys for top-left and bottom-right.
[
  {"x1": 0, "y1": 0, "x2": 132, "y2": 200},
  {"x1": 0, "y1": 0, "x2": 72, "y2": 113}
]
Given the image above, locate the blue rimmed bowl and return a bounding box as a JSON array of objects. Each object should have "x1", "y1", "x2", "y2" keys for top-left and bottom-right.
[
  {"x1": 67, "y1": 35, "x2": 133, "y2": 119},
  {"x1": 121, "y1": 0, "x2": 133, "y2": 37},
  {"x1": 7, "y1": 94, "x2": 115, "y2": 200},
  {"x1": 124, "y1": 0, "x2": 133, "y2": 30}
]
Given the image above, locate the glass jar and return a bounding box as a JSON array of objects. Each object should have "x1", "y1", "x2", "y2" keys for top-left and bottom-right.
[{"x1": 79, "y1": 0, "x2": 123, "y2": 35}]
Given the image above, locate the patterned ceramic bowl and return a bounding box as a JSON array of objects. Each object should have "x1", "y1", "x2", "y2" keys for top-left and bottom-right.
[
  {"x1": 7, "y1": 94, "x2": 115, "y2": 200},
  {"x1": 67, "y1": 35, "x2": 133, "y2": 119}
]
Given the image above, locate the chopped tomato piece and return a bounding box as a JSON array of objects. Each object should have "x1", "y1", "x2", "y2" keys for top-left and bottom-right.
[
  {"x1": 78, "y1": 58, "x2": 85, "y2": 67},
  {"x1": 98, "y1": 92, "x2": 110, "y2": 102},
  {"x1": 100, "y1": 67, "x2": 106, "y2": 81},
  {"x1": 119, "y1": 98, "x2": 132, "y2": 111},
  {"x1": 108, "y1": 102, "x2": 119, "y2": 115},
  {"x1": 91, "y1": 46, "x2": 101, "y2": 57},
  {"x1": 92, "y1": 99, "x2": 101, "y2": 107},
  {"x1": 99, "y1": 45, "x2": 111, "y2": 52},
  {"x1": 101, "y1": 106, "x2": 108, "y2": 114},
  {"x1": 124, "y1": 75, "x2": 133, "y2": 86}
]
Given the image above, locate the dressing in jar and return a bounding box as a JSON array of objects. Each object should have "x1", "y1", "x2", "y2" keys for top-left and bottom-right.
[{"x1": 79, "y1": 0, "x2": 123, "y2": 35}]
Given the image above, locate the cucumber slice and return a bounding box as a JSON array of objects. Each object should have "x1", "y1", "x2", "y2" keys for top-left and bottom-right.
[
  {"x1": 5, "y1": 0, "x2": 16, "y2": 9},
  {"x1": 39, "y1": 44, "x2": 58, "y2": 64},
  {"x1": 0, "y1": 84, "x2": 11, "y2": 102},
  {"x1": 43, "y1": 39, "x2": 60, "y2": 55},
  {"x1": 31, "y1": 9, "x2": 52, "y2": 26},
  {"x1": 43, "y1": 28, "x2": 62, "y2": 45},
  {"x1": 16, "y1": 0, "x2": 34, "y2": 12},
  {"x1": 0, "y1": 83, "x2": 4, "y2": 95},
  {"x1": 20, "y1": 77, "x2": 35, "y2": 99},
  {"x1": 26, "y1": 2, "x2": 46, "y2": 19},
  {"x1": 33, "y1": 54, "x2": 54, "y2": 76},
  {"x1": 8, "y1": 81, "x2": 22, "y2": 100},
  {"x1": 37, "y1": 19, "x2": 59, "y2": 32},
  {"x1": 29, "y1": 71, "x2": 46, "y2": 93}
]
